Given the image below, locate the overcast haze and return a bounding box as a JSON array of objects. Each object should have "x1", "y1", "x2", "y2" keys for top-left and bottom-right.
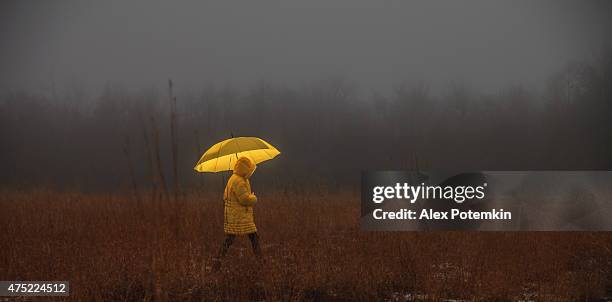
[{"x1": 1, "y1": 0, "x2": 611, "y2": 95}]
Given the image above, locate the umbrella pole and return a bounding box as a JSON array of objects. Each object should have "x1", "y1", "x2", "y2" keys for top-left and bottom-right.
[
  {"x1": 223, "y1": 133, "x2": 237, "y2": 190},
  {"x1": 231, "y1": 132, "x2": 239, "y2": 159},
  {"x1": 219, "y1": 133, "x2": 245, "y2": 190}
]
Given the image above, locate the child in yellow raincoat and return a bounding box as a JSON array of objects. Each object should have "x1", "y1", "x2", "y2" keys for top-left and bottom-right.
[{"x1": 213, "y1": 157, "x2": 261, "y2": 269}]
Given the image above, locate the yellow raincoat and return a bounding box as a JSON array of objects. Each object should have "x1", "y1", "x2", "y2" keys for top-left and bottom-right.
[{"x1": 223, "y1": 157, "x2": 258, "y2": 234}]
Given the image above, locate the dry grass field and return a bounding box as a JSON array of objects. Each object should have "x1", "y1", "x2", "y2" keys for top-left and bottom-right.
[{"x1": 1, "y1": 188, "x2": 611, "y2": 301}]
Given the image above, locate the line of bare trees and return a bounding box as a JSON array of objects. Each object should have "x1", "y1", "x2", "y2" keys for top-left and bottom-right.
[{"x1": 1, "y1": 54, "x2": 611, "y2": 192}]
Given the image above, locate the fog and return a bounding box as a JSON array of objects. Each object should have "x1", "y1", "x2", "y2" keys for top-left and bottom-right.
[
  {"x1": 1, "y1": 1, "x2": 612, "y2": 191},
  {"x1": 2, "y1": 0, "x2": 611, "y2": 95}
]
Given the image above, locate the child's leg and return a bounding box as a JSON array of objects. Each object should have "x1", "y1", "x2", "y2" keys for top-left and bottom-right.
[
  {"x1": 248, "y1": 232, "x2": 262, "y2": 257},
  {"x1": 212, "y1": 234, "x2": 235, "y2": 271},
  {"x1": 218, "y1": 234, "x2": 236, "y2": 258}
]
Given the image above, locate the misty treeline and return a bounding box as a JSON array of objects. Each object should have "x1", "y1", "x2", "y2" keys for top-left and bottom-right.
[{"x1": 1, "y1": 54, "x2": 611, "y2": 192}]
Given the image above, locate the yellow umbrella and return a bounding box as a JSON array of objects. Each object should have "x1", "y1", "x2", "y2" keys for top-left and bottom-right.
[{"x1": 194, "y1": 136, "x2": 280, "y2": 172}]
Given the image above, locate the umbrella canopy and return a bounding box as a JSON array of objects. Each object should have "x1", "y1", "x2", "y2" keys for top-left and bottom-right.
[{"x1": 194, "y1": 136, "x2": 280, "y2": 172}]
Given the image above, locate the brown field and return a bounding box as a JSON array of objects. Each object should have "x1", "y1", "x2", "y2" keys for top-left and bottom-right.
[{"x1": 1, "y1": 189, "x2": 611, "y2": 301}]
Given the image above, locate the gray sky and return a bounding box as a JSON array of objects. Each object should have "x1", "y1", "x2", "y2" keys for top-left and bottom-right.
[{"x1": 1, "y1": 0, "x2": 611, "y2": 96}]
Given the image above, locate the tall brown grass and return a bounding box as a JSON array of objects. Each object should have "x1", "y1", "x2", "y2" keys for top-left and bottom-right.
[{"x1": 1, "y1": 188, "x2": 611, "y2": 301}]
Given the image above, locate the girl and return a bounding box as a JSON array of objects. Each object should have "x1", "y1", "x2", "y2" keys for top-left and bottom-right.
[{"x1": 213, "y1": 157, "x2": 261, "y2": 270}]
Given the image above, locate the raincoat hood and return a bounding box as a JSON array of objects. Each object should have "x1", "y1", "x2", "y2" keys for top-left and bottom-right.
[{"x1": 233, "y1": 157, "x2": 256, "y2": 179}]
